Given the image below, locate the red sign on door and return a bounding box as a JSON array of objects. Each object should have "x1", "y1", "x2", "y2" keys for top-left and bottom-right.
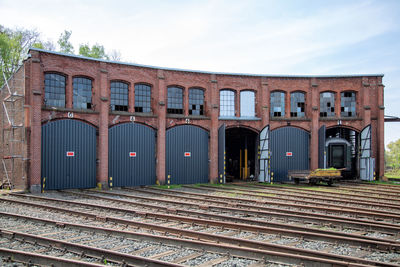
[
  {"x1": 184, "y1": 152, "x2": 191, "y2": 157},
  {"x1": 129, "y1": 152, "x2": 137, "y2": 157},
  {"x1": 66, "y1": 151, "x2": 75, "y2": 157},
  {"x1": 286, "y1": 152, "x2": 293, "y2": 157}
]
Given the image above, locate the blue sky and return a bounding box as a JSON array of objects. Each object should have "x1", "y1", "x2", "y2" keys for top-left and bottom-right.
[{"x1": 1, "y1": 0, "x2": 399, "y2": 147}]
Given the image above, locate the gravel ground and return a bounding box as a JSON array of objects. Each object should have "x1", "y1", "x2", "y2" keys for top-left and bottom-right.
[{"x1": 1, "y1": 187, "x2": 400, "y2": 266}]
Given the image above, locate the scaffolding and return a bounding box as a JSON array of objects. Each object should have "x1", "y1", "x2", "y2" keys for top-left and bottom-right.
[{"x1": 1, "y1": 69, "x2": 25, "y2": 189}]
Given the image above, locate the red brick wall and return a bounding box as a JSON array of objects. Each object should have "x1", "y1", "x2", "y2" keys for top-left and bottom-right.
[{"x1": 20, "y1": 50, "x2": 385, "y2": 190}]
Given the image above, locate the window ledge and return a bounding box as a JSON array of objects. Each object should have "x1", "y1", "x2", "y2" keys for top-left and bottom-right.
[
  {"x1": 271, "y1": 117, "x2": 311, "y2": 121},
  {"x1": 166, "y1": 114, "x2": 210, "y2": 120},
  {"x1": 319, "y1": 117, "x2": 362, "y2": 121},
  {"x1": 219, "y1": 116, "x2": 261, "y2": 121},
  {"x1": 110, "y1": 111, "x2": 157, "y2": 118},
  {"x1": 42, "y1": 106, "x2": 99, "y2": 114}
]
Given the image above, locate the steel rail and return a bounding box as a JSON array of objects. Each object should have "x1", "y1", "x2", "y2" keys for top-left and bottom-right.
[
  {"x1": 247, "y1": 183, "x2": 400, "y2": 204},
  {"x1": 4, "y1": 191, "x2": 399, "y2": 250},
  {"x1": 61, "y1": 190, "x2": 400, "y2": 235},
  {"x1": 6, "y1": 192, "x2": 400, "y2": 243},
  {"x1": 230, "y1": 183, "x2": 400, "y2": 209},
  {"x1": 133, "y1": 186, "x2": 400, "y2": 217},
  {"x1": 0, "y1": 228, "x2": 182, "y2": 267},
  {"x1": 0, "y1": 247, "x2": 106, "y2": 267},
  {"x1": 0, "y1": 211, "x2": 377, "y2": 267},
  {"x1": 335, "y1": 185, "x2": 400, "y2": 196},
  {"x1": 3, "y1": 195, "x2": 399, "y2": 253},
  {"x1": 192, "y1": 184, "x2": 400, "y2": 220}
]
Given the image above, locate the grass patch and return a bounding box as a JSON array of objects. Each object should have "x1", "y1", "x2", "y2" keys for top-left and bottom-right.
[
  {"x1": 364, "y1": 180, "x2": 400, "y2": 186},
  {"x1": 386, "y1": 174, "x2": 400, "y2": 179},
  {"x1": 152, "y1": 184, "x2": 182, "y2": 189}
]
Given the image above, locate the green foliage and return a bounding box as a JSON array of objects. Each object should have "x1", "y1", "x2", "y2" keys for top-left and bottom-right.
[
  {"x1": 0, "y1": 25, "x2": 41, "y2": 87},
  {"x1": 1, "y1": 25, "x2": 119, "y2": 88},
  {"x1": 79, "y1": 43, "x2": 109, "y2": 59},
  {"x1": 386, "y1": 139, "x2": 400, "y2": 170},
  {"x1": 57, "y1": 30, "x2": 74, "y2": 54}
]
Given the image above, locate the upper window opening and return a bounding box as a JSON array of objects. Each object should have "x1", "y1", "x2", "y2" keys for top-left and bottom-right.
[
  {"x1": 220, "y1": 90, "x2": 235, "y2": 117},
  {"x1": 270, "y1": 91, "x2": 285, "y2": 117},
  {"x1": 110, "y1": 81, "x2": 129, "y2": 112},
  {"x1": 189, "y1": 88, "x2": 204, "y2": 115},
  {"x1": 320, "y1": 92, "x2": 335, "y2": 117},
  {"x1": 341, "y1": 91, "x2": 356, "y2": 117},
  {"x1": 135, "y1": 84, "x2": 151, "y2": 113},
  {"x1": 73, "y1": 77, "x2": 92, "y2": 109},
  {"x1": 240, "y1": 91, "x2": 255, "y2": 117},
  {"x1": 44, "y1": 73, "x2": 66, "y2": 108},
  {"x1": 290, "y1": 92, "x2": 305, "y2": 118},
  {"x1": 167, "y1": 86, "x2": 183, "y2": 114}
]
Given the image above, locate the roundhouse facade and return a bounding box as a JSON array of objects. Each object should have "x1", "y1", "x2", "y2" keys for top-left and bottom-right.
[{"x1": 0, "y1": 48, "x2": 385, "y2": 192}]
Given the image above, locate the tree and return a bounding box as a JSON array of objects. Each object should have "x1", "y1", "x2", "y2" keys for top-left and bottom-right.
[
  {"x1": 79, "y1": 43, "x2": 109, "y2": 59},
  {"x1": 109, "y1": 49, "x2": 121, "y2": 61},
  {"x1": 0, "y1": 25, "x2": 41, "y2": 87},
  {"x1": 386, "y1": 139, "x2": 400, "y2": 170},
  {"x1": 57, "y1": 30, "x2": 74, "y2": 54}
]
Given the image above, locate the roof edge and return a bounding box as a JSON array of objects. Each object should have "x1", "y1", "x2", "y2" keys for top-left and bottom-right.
[{"x1": 28, "y1": 48, "x2": 385, "y2": 78}]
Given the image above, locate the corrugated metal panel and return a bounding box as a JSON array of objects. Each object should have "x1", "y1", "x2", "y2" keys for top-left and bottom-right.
[
  {"x1": 359, "y1": 125, "x2": 373, "y2": 180},
  {"x1": 109, "y1": 123, "x2": 156, "y2": 187},
  {"x1": 41, "y1": 119, "x2": 96, "y2": 190},
  {"x1": 259, "y1": 125, "x2": 270, "y2": 182},
  {"x1": 218, "y1": 124, "x2": 226, "y2": 183},
  {"x1": 318, "y1": 125, "x2": 326, "y2": 168},
  {"x1": 271, "y1": 127, "x2": 309, "y2": 182},
  {"x1": 166, "y1": 125, "x2": 209, "y2": 184}
]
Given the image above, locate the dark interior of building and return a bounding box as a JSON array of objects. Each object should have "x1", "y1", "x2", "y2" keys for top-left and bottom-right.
[
  {"x1": 225, "y1": 127, "x2": 258, "y2": 181},
  {"x1": 326, "y1": 127, "x2": 358, "y2": 178}
]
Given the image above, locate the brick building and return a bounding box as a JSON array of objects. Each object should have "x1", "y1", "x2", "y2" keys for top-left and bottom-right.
[{"x1": 0, "y1": 48, "x2": 385, "y2": 192}]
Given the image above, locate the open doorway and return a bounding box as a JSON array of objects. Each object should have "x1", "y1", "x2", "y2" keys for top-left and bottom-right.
[
  {"x1": 325, "y1": 127, "x2": 359, "y2": 179},
  {"x1": 225, "y1": 127, "x2": 258, "y2": 181}
]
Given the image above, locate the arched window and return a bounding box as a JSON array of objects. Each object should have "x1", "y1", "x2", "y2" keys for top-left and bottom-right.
[
  {"x1": 167, "y1": 86, "x2": 183, "y2": 114},
  {"x1": 135, "y1": 84, "x2": 151, "y2": 113},
  {"x1": 73, "y1": 77, "x2": 92, "y2": 109},
  {"x1": 290, "y1": 92, "x2": 305, "y2": 117},
  {"x1": 240, "y1": 90, "x2": 255, "y2": 117},
  {"x1": 270, "y1": 91, "x2": 285, "y2": 117},
  {"x1": 220, "y1": 90, "x2": 235, "y2": 117},
  {"x1": 189, "y1": 88, "x2": 204, "y2": 115},
  {"x1": 44, "y1": 73, "x2": 66, "y2": 108},
  {"x1": 320, "y1": 92, "x2": 335, "y2": 117},
  {"x1": 110, "y1": 81, "x2": 129, "y2": 111},
  {"x1": 341, "y1": 91, "x2": 356, "y2": 117}
]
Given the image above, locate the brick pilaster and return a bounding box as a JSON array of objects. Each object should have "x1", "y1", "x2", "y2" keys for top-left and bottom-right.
[
  {"x1": 157, "y1": 70, "x2": 166, "y2": 184},
  {"x1": 209, "y1": 74, "x2": 218, "y2": 183},
  {"x1": 377, "y1": 81, "x2": 385, "y2": 178},
  {"x1": 362, "y1": 77, "x2": 371, "y2": 127},
  {"x1": 29, "y1": 54, "x2": 42, "y2": 193},
  {"x1": 310, "y1": 78, "x2": 319, "y2": 170},
  {"x1": 98, "y1": 63, "x2": 109, "y2": 187}
]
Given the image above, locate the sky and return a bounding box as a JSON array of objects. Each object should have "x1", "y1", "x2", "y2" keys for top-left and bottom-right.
[{"x1": 1, "y1": 0, "x2": 399, "y2": 147}]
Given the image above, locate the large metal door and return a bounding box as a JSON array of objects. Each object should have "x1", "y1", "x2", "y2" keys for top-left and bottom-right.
[
  {"x1": 166, "y1": 125, "x2": 209, "y2": 184},
  {"x1": 359, "y1": 125, "x2": 374, "y2": 180},
  {"x1": 259, "y1": 125, "x2": 270, "y2": 182},
  {"x1": 318, "y1": 125, "x2": 326, "y2": 168},
  {"x1": 218, "y1": 124, "x2": 226, "y2": 183},
  {"x1": 109, "y1": 123, "x2": 156, "y2": 187},
  {"x1": 271, "y1": 127, "x2": 309, "y2": 182},
  {"x1": 41, "y1": 119, "x2": 96, "y2": 190}
]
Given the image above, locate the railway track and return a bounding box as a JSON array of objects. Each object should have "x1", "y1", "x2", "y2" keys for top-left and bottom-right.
[
  {"x1": 0, "y1": 200, "x2": 374, "y2": 267},
  {"x1": 245, "y1": 183, "x2": 400, "y2": 205},
  {"x1": 0, "y1": 182, "x2": 399, "y2": 266}
]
